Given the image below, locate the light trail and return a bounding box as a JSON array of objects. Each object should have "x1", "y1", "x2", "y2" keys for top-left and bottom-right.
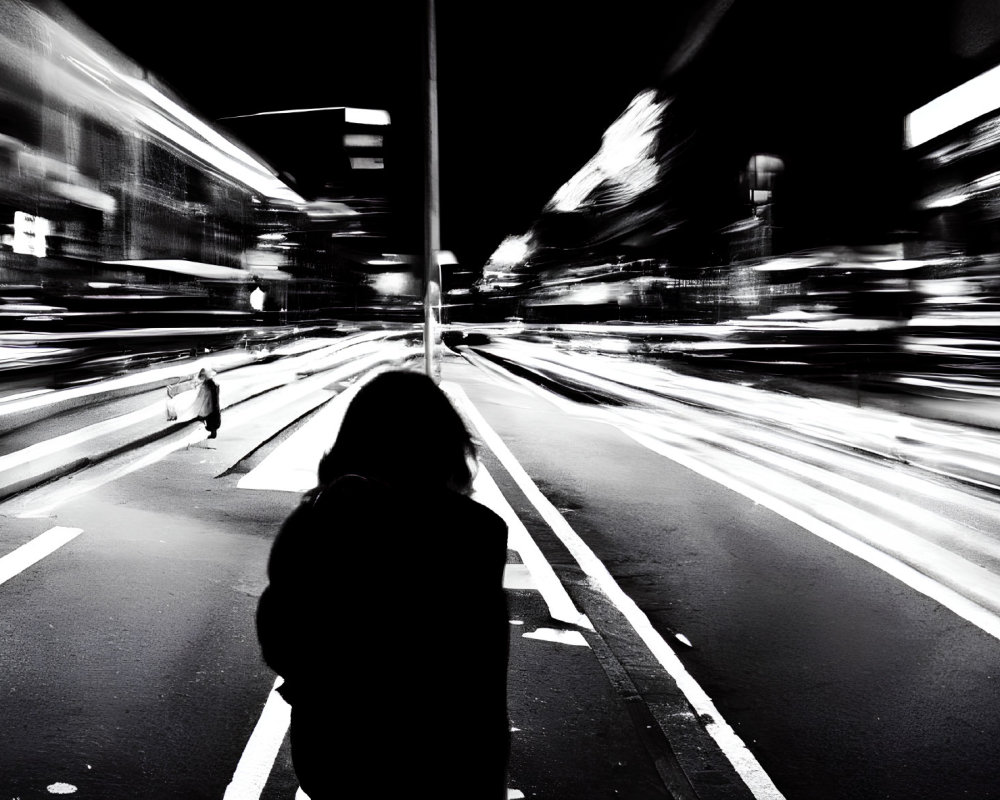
[
  {"x1": 622, "y1": 426, "x2": 1000, "y2": 643},
  {"x1": 473, "y1": 340, "x2": 1000, "y2": 640}
]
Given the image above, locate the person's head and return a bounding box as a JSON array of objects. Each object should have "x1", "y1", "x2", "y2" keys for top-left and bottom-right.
[
  {"x1": 198, "y1": 367, "x2": 215, "y2": 380},
  {"x1": 317, "y1": 369, "x2": 477, "y2": 495}
]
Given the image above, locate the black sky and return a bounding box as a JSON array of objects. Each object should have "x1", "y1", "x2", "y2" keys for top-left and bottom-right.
[
  {"x1": 57, "y1": 1, "x2": 700, "y2": 268},
  {"x1": 55, "y1": 1, "x2": 998, "y2": 268}
]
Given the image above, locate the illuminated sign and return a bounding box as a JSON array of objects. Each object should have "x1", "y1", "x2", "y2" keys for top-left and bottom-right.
[{"x1": 13, "y1": 211, "x2": 49, "y2": 257}]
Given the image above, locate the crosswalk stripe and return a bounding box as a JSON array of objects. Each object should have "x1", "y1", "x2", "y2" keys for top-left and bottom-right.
[
  {"x1": 223, "y1": 677, "x2": 292, "y2": 800},
  {"x1": 0, "y1": 526, "x2": 83, "y2": 586},
  {"x1": 237, "y1": 373, "x2": 376, "y2": 493}
]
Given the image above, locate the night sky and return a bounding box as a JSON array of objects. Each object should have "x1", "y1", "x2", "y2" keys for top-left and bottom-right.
[
  {"x1": 55, "y1": 0, "x2": 998, "y2": 268},
  {"x1": 57, "y1": 0, "x2": 696, "y2": 268}
]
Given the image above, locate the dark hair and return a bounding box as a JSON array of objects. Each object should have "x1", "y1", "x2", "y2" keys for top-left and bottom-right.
[{"x1": 316, "y1": 370, "x2": 477, "y2": 494}]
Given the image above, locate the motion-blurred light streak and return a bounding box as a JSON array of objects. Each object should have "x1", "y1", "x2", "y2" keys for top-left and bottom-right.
[
  {"x1": 548, "y1": 90, "x2": 668, "y2": 213},
  {"x1": 906, "y1": 62, "x2": 1000, "y2": 148}
]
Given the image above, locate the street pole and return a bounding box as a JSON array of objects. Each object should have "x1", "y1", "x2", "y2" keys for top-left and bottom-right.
[{"x1": 423, "y1": 0, "x2": 442, "y2": 382}]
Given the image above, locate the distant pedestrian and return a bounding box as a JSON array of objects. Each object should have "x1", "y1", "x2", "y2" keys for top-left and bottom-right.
[
  {"x1": 193, "y1": 367, "x2": 221, "y2": 439},
  {"x1": 164, "y1": 366, "x2": 220, "y2": 436},
  {"x1": 255, "y1": 369, "x2": 510, "y2": 799}
]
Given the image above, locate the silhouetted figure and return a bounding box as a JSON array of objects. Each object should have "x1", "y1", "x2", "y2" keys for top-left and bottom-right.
[
  {"x1": 165, "y1": 366, "x2": 221, "y2": 437},
  {"x1": 256, "y1": 370, "x2": 510, "y2": 799},
  {"x1": 194, "y1": 367, "x2": 221, "y2": 439}
]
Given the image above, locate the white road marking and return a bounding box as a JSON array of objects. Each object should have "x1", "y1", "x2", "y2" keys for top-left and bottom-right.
[
  {"x1": 471, "y1": 463, "x2": 593, "y2": 631},
  {"x1": 523, "y1": 628, "x2": 590, "y2": 647},
  {"x1": 458, "y1": 349, "x2": 535, "y2": 396},
  {"x1": 625, "y1": 426, "x2": 1000, "y2": 643},
  {"x1": 236, "y1": 376, "x2": 372, "y2": 492},
  {"x1": 223, "y1": 677, "x2": 292, "y2": 800},
  {"x1": 0, "y1": 526, "x2": 83, "y2": 586},
  {"x1": 445, "y1": 381, "x2": 786, "y2": 800},
  {"x1": 0, "y1": 403, "x2": 162, "y2": 474},
  {"x1": 0, "y1": 387, "x2": 54, "y2": 403},
  {"x1": 14, "y1": 428, "x2": 207, "y2": 518},
  {"x1": 503, "y1": 564, "x2": 536, "y2": 590},
  {"x1": 10, "y1": 359, "x2": 395, "y2": 517}
]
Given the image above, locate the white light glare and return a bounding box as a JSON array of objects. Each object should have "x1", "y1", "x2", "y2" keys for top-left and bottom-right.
[
  {"x1": 227, "y1": 107, "x2": 390, "y2": 126},
  {"x1": 905, "y1": 62, "x2": 1000, "y2": 148},
  {"x1": 487, "y1": 235, "x2": 532, "y2": 268},
  {"x1": 549, "y1": 90, "x2": 668, "y2": 212},
  {"x1": 121, "y1": 78, "x2": 303, "y2": 204}
]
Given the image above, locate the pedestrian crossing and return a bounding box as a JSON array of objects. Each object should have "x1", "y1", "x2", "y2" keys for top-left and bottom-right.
[
  {"x1": 236, "y1": 377, "x2": 368, "y2": 493},
  {"x1": 230, "y1": 380, "x2": 594, "y2": 800},
  {"x1": 235, "y1": 379, "x2": 594, "y2": 629}
]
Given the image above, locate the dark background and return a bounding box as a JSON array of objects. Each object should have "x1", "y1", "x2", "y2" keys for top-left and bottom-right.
[{"x1": 55, "y1": 0, "x2": 1000, "y2": 269}]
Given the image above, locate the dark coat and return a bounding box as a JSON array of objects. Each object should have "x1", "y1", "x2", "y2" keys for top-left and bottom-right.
[
  {"x1": 198, "y1": 378, "x2": 221, "y2": 433},
  {"x1": 256, "y1": 474, "x2": 510, "y2": 798}
]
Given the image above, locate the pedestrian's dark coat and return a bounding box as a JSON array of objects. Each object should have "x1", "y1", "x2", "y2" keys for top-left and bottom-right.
[
  {"x1": 257, "y1": 475, "x2": 510, "y2": 798},
  {"x1": 194, "y1": 369, "x2": 220, "y2": 435},
  {"x1": 256, "y1": 370, "x2": 511, "y2": 799}
]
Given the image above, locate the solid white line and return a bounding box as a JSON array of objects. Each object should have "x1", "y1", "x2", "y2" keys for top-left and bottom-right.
[
  {"x1": 223, "y1": 677, "x2": 292, "y2": 800},
  {"x1": 471, "y1": 464, "x2": 593, "y2": 630},
  {"x1": 0, "y1": 526, "x2": 83, "y2": 586},
  {"x1": 624, "y1": 427, "x2": 1000, "y2": 642},
  {"x1": 0, "y1": 388, "x2": 54, "y2": 403},
  {"x1": 523, "y1": 628, "x2": 590, "y2": 647},
  {"x1": 458, "y1": 350, "x2": 535, "y2": 396},
  {"x1": 445, "y1": 382, "x2": 786, "y2": 800}
]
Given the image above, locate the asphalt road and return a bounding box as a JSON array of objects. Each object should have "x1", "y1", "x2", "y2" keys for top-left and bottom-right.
[
  {"x1": 2, "y1": 335, "x2": 1000, "y2": 798},
  {"x1": 448, "y1": 348, "x2": 1000, "y2": 799}
]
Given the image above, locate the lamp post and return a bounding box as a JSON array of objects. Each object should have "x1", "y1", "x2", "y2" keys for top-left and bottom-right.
[{"x1": 423, "y1": 0, "x2": 441, "y2": 382}]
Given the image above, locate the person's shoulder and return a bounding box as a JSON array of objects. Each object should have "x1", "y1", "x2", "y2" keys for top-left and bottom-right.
[
  {"x1": 443, "y1": 489, "x2": 507, "y2": 531},
  {"x1": 311, "y1": 475, "x2": 397, "y2": 520},
  {"x1": 314, "y1": 474, "x2": 381, "y2": 503}
]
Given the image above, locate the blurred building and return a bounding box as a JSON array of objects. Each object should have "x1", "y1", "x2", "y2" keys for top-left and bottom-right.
[
  {"x1": 0, "y1": 0, "x2": 310, "y2": 330},
  {"x1": 475, "y1": 0, "x2": 1000, "y2": 322}
]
